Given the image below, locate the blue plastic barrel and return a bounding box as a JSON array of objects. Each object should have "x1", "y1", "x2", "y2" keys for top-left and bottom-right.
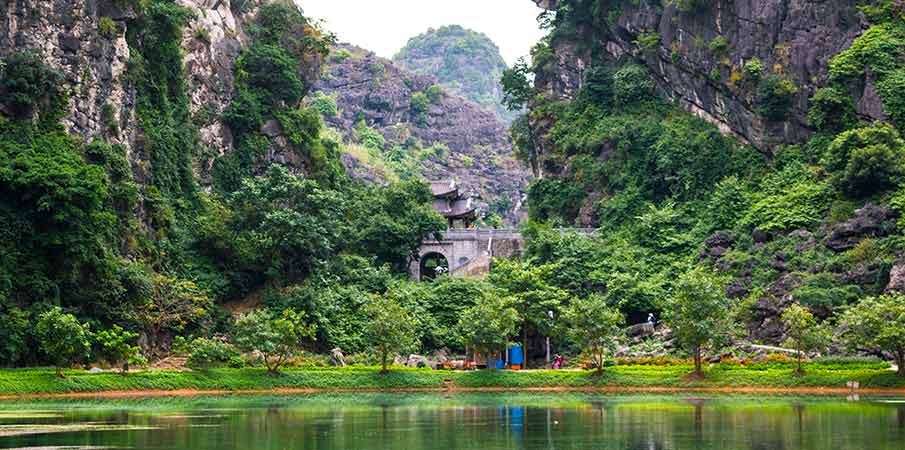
[{"x1": 508, "y1": 345, "x2": 524, "y2": 366}]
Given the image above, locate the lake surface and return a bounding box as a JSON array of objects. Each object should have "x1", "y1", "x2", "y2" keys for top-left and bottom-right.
[{"x1": 1, "y1": 392, "x2": 905, "y2": 449}]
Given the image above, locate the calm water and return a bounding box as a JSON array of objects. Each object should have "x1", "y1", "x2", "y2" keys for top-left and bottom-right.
[{"x1": 1, "y1": 393, "x2": 905, "y2": 449}]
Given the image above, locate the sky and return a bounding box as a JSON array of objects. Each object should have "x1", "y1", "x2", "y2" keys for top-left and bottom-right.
[{"x1": 297, "y1": 0, "x2": 546, "y2": 66}]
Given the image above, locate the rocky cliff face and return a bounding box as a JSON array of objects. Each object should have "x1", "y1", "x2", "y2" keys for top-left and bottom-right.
[
  {"x1": 394, "y1": 25, "x2": 515, "y2": 123},
  {"x1": 534, "y1": 0, "x2": 875, "y2": 152},
  {"x1": 314, "y1": 44, "x2": 531, "y2": 224},
  {"x1": 0, "y1": 0, "x2": 321, "y2": 175}
]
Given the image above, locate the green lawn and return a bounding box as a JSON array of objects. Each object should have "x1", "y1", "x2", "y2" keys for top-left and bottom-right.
[{"x1": 1, "y1": 362, "x2": 903, "y2": 395}]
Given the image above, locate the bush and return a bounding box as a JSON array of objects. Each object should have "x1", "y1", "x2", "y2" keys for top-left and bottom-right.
[
  {"x1": 824, "y1": 123, "x2": 904, "y2": 196},
  {"x1": 0, "y1": 51, "x2": 67, "y2": 121},
  {"x1": 614, "y1": 64, "x2": 655, "y2": 105},
  {"x1": 808, "y1": 87, "x2": 857, "y2": 133},
  {"x1": 94, "y1": 326, "x2": 146, "y2": 373},
  {"x1": 309, "y1": 91, "x2": 338, "y2": 118},
  {"x1": 426, "y1": 84, "x2": 443, "y2": 103},
  {"x1": 354, "y1": 121, "x2": 386, "y2": 150},
  {"x1": 743, "y1": 58, "x2": 764, "y2": 83},
  {"x1": 410, "y1": 92, "x2": 430, "y2": 124},
  {"x1": 741, "y1": 163, "x2": 831, "y2": 232},
  {"x1": 755, "y1": 75, "x2": 798, "y2": 120},
  {"x1": 577, "y1": 65, "x2": 614, "y2": 108},
  {"x1": 98, "y1": 16, "x2": 117, "y2": 38},
  {"x1": 329, "y1": 48, "x2": 353, "y2": 63},
  {"x1": 708, "y1": 36, "x2": 729, "y2": 55},
  {"x1": 186, "y1": 337, "x2": 244, "y2": 369},
  {"x1": 237, "y1": 44, "x2": 305, "y2": 107}
]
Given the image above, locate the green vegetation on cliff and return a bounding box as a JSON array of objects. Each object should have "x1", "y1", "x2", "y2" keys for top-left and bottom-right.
[{"x1": 394, "y1": 25, "x2": 514, "y2": 122}]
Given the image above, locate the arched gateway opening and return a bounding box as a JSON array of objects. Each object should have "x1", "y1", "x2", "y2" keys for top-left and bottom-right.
[{"x1": 419, "y1": 252, "x2": 449, "y2": 281}]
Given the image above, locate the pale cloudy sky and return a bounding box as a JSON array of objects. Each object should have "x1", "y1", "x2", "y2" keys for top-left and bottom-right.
[{"x1": 297, "y1": 0, "x2": 546, "y2": 66}]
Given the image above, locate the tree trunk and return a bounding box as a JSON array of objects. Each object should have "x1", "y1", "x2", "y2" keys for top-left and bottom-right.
[
  {"x1": 55, "y1": 366, "x2": 63, "y2": 379},
  {"x1": 522, "y1": 327, "x2": 528, "y2": 369},
  {"x1": 545, "y1": 337, "x2": 550, "y2": 367},
  {"x1": 693, "y1": 346, "x2": 702, "y2": 376},
  {"x1": 796, "y1": 340, "x2": 803, "y2": 374},
  {"x1": 896, "y1": 350, "x2": 905, "y2": 377},
  {"x1": 596, "y1": 351, "x2": 604, "y2": 375},
  {"x1": 382, "y1": 351, "x2": 388, "y2": 373}
]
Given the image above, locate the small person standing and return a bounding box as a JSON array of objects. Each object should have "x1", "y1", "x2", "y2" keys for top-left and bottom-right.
[{"x1": 647, "y1": 313, "x2": 656, "y2": 327}]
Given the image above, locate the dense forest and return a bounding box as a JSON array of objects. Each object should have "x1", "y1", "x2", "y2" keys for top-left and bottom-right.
[{"x1": 2, "y1": 0, "x2": 905, "y2": 375}]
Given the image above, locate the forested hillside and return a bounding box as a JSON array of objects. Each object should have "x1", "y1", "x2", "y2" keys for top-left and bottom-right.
[
  {"x1": 503, "y1": 0, "x2": 905, "y2": 346},
  {"x1": 0, "y1": 0, "x2": 449, "y2": 366},
  {"x1": 394, "y1": 25, "x2": 515, "y2": 123}
]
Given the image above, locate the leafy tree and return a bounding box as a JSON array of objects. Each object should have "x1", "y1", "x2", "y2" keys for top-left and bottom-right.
[
  {"x1": 234, "y1": 308, "x2": 315, "y2": 374},
  {"x1": 94, "y1": 325, "x2": 145, "y2": 374},
  {"x1": 185, "y1": 337, "x2": 244, "y2": 369},
  {"x1": 807, "y1": 87, "x2": 856, "y2": 133},
  {"x1": 780, "y1": 304, "x2": 828, "y2": 373},
  {"x1": 489, "y1": 259, "x2": 568, "y2": 367},
  {"x1": 755, "y1": 75, "x2": 798, "y2": 121},
  {"x1": 613, "y1": 64, "x2": 655, "y2": 105},
  {"x1": 0, "y1": 51, "x2": 67, "y2": 122},
  {"x1": 0, "y1": 305, "x2": 29, "y2": 366},
  {"x1": 34, "y1": 307, "x2": 91, "y2": 378},
  {"x1": 563, "y1": 295, "x2": 624, "y2": 374},
  {"x1": 666, "y1": 268, "x2": 732, "y2": 376},
  {"x1": 824, "y1": 123, "x2": 904, "y2": 196},
  {"x1": 457, "y1": 292, "x2": 519, "y2": 364},
  {"x1": 363, "y1": 295, "x2": 418, "y2": 373},
  {"x1": 128, "y1": 274, "x2": 211, "y2": 358},
  {"x1": 501, "y1": 57, "x2": 532, "y2": 111},
  {"x1": 842, "y1": 293, "x2": 905, "y2": 376},
  {"x1": 237, "y1": 44, "x2": 305, "y2": 107}
]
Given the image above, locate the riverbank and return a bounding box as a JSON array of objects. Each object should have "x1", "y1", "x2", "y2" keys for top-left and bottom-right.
[{"x1": 2, "y1": 363, "x2": 904, "y2": 397}]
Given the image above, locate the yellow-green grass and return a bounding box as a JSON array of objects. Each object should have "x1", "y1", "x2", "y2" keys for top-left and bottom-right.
[{"x1": 1, "y1": 362, "x2": 902, "y2": 396}]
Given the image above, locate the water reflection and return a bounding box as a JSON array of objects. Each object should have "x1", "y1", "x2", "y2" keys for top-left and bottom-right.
[{"x1": 0, "y1": 394, "x2": 904, "y2": 450}]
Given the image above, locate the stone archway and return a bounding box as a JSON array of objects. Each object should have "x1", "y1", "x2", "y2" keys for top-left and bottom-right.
[{"x1": 418, "y1": 252, "x2": 449, "y2": 281}]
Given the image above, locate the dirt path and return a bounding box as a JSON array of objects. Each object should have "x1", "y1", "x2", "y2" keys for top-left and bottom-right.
[{"x1": 2, "y1": 385, "x2": 904, "y2": 401}]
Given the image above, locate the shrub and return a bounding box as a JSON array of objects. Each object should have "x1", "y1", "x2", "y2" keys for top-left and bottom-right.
[
  {"x1": 410, "y1": 92, "x2": 430, "y2": 124},
  {"x1": 527, "y1": 178, "x2": 586, "y2": 223},
  {"x1": 634, "y1": 32, "x2": 660, "y2": 54},
  {"x1": 426, "y1": 84, "x2": 443, "y2": 103},
  {"x1": 186, "y1": 337, "x2": 244, "y2": 369},
  {"x1": 98, "y1": 16, "x2": 117, "y2": 38},
  {"x1": 613, "y1": 64, "x2": 655, "y2": 105},
  {"x1": 354, "y1": 121, "x2": 386, "y2": 150},
  {"x1": 877, "y1": 68, "x2": 905, "y2": 129},
  {"x1": 808, "y1": 87, "x2": 857, "y2": 133},
  {"x1": 743, "y1": 58, "x2": 764, "y2": 83},
  {"x1": 94, "y1": 325, "x2": 145, "y2": 373},
  {"x1": 237, "y1": 44, "x2": 305, "y2": 107},
  {"x1": 824, "y1": 123, "x2": 904, "y2": 196},
  {"x1": 674, "y1": 0, "x2": 707, "y2": 13},
  {"x1": 310, "y1": 92, "x2": 338, "y2": 118},
  {"x1": 755, "y1": 75, "x2": 798, "y2": 120},
  {"x1": 577, "y1": 65, "x2": 614, "y2": 108},
  {"x1": 708, "y1": 36, "x2": 729, "y2": 55},
  {"x1": 741, "y1": 163, "x2": 831, "y2": 232},
  {"x1": 0, "y1": 51, "x2": 67, "y2": 121},
  {"x1": 234, "y1": 308, "x2": 315, "y2": 374},
  {"x1": 329, "y1": 47, "x2": 353, "y2": 63}
]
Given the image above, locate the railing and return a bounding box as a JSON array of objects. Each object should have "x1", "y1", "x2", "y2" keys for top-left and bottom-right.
[{"x1": 433, "y1": 228, "x2": 598, "y2": 241}]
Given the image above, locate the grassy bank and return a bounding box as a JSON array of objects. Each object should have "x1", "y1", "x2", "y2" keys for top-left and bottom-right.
[{"x1": 1, "y1": 361, "x2": 903, "y2": 396}]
